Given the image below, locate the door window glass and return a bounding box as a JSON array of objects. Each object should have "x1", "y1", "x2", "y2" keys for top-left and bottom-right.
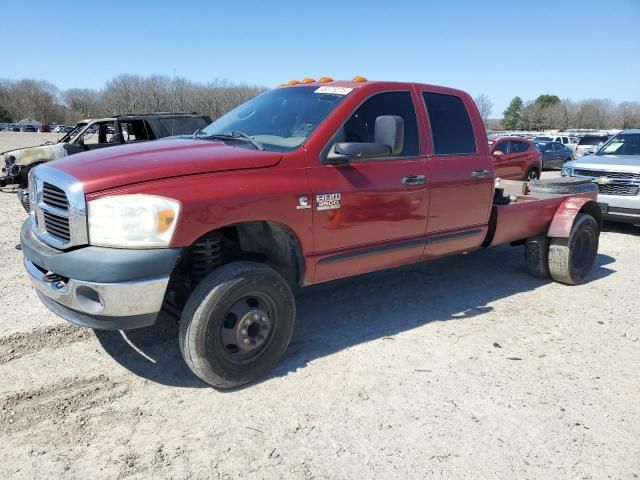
[
  {"x1": 423, "y1": 92, "x2": 476, "y2": 155},
  {"x1": 343, "y1": 91, "x2": 419, "y2": 156}
]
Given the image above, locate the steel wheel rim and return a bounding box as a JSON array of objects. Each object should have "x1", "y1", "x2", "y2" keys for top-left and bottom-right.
[
  {"x1": 570, "y1": 229, "x2": 594, "y2": 272},
  {"x1": 217, "y1": 292, "x2": 277, "y2": 364}
]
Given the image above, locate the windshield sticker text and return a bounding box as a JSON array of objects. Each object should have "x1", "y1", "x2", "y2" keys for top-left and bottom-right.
[{"x1": 314, "y1": 86, "x2": 353, "y2": 95}]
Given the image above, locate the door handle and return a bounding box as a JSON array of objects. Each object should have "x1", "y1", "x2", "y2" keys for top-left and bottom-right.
[
  {"x1": 471, "y1": 169, "x2": 490, "y2": 178},
  {"x1": 402, "y1": 175, "x2": 426, "y2": 186}
]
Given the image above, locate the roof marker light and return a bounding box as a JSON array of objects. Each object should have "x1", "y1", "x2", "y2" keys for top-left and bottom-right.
[
  {"x1": 318, "y1": 76, "x2": 334, "y2": 83},
  {"x1": 301, "y1": 78, "x2": 316, "y2": 84},
  {"x1": 352, "y1": 76, "x2": 368, "y2": 82},
  {"x1": 287, "y1": 80, "x2": 301, "y2": 85}
]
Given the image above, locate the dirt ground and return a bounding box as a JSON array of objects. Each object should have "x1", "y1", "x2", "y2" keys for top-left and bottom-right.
[{"x1": 1, "y1": 132, "x2": 639, "y2": 479}]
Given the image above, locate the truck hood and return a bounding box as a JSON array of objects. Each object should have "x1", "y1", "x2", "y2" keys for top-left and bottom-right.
[
  {"x1": 566, "y1": 154, "x2": 640, "y2": 173},
  {"x1": 50, "y1": 138, "x2": 283, "y2": 193}
]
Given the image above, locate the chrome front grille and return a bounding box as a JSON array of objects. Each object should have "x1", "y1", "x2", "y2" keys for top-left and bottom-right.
[
  {"x1": 29, "y1": 165, "x2": 88, "y2": 249},
  {"x1": 574, "y1": 169, "x2": 640, "y2": 182},
  {"x1": 597, "y1": 184, "x2": 639, "y2": 196},
  {"x1": 43, "y1": 210, "x2": 71, "y2": 241},
  {"x1": 42, "y1": 182, "x2": 69, "y2": 210}
]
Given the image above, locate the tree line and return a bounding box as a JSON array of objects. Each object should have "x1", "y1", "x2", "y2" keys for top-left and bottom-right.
[
  {"x1": 0, "y1": 75, "x2": 266, "y2": 124},
  {"x1": 498, "y1": 95, "x2": 640, "y2": 131}
]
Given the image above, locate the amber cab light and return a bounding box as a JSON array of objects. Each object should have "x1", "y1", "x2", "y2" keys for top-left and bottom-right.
[
  {"x1": 301, "y1": 78, "x2": 316, "y2": 84},
  {"x1": 352, "y1": 76, "x2": 368, "y2": 82},
  {"x1": 318, "y1": 76, "x2": 334, "y2": 83}
]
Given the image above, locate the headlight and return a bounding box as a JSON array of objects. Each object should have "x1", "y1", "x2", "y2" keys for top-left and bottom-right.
[
  {"x1": 88, "y1": 194, "x2": 181, "y2": 248},
  {"x1": 561, "y1": 166, "x2": 572, "y2": 177}
]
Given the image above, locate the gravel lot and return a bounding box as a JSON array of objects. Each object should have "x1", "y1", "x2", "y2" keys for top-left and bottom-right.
[{"x1": 1, "y1": 132, "x2": 639, "y2": 479}]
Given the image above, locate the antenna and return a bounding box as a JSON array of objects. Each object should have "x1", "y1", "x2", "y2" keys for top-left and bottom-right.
[{"x1": 171, "y1": 68, "x2": 176, "y2": 136}]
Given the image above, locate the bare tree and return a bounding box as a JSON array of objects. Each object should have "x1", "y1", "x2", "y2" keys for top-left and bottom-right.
[
  {"x1": 63, "y1": 88, "x2": 101, "y2": 118},
  {"x1": 614, "y1": 101, "x2": 640, "y2": 129},
  {"x1": 474, "y1": 94, "x2": 493, "y2": 125}
]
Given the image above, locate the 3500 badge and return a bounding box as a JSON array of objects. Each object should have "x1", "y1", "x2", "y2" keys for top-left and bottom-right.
[{"x1": 316, "y1": 193, "x2": 341, "y2": 211}]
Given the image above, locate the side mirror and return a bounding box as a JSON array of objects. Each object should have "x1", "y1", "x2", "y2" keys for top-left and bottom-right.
[
  {"x1": 326, "y1": 115, "x2": 404, "y2": 163},
  {"x1": 492, "y1": 150, "x2": 505, "y2": 157}
]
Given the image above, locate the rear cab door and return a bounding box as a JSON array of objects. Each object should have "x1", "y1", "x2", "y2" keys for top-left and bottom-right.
[{"x1": 419, "y1": 88, "x2": 494, "y2": 259}]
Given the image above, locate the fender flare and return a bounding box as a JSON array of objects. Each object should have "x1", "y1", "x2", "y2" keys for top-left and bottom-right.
[{"x1": 548, "y1": 197, "x2": 603, "y2": 238}]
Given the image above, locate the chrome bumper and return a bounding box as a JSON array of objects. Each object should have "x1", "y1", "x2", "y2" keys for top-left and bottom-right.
[{"x1": 24, "y1": 256, "x2": 172, "y2": 330}]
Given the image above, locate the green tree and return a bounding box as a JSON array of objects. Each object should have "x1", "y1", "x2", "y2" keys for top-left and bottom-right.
[
  {"x1": 534, "y1": 94, "x2": 561, "y2": 109},
  {"x1": 502, "y1": 96, "x2": 523, "y2": 130}
]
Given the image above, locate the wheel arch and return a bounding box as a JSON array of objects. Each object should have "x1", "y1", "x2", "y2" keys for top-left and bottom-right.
[
  {"x1": 179, "y1": 220, "x2": 307, "y2": 288},
  {"x1": 548, "y1": 197, "x2": 603, "y2": 239}
]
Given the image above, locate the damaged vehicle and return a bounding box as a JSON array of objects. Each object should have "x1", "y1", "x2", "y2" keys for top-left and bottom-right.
[{"x1": 1, "y1": 112, "x2": 211, "y2": 189}]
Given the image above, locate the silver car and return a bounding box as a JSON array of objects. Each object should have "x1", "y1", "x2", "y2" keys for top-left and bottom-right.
[
  {"x1": 562, "y1": 129, "x2": 640, "y2": 224},
  {"x1": 574, "y1": 134, "x2": 609, "y2": 157}
]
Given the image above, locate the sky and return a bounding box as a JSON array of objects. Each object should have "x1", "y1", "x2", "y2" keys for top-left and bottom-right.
[{"x1": 3, "y1": 0, "x2": 640, "y2": 117}]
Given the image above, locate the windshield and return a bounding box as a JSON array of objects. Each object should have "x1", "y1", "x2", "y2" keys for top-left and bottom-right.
[
  {"x1": 596, "y1": 133, "x2": 640, "y2": 156},
  {"x1": 199, "y1": 86, "x2": 351, "y2": 151},
  {"x1": 578, "y1": 136, "x2": 608, "y2": 146},
  {"x1": 59, "y1": 122, "x2": 88, "y2": 143}
]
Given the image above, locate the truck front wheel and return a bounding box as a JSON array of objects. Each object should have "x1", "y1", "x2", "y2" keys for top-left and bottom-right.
[
  {"x1": 179, "y1": 262, "x2": 295, "y2": 388},
  {"x1": 548, "y1": 213, "x2": 599, "y2": 285}
]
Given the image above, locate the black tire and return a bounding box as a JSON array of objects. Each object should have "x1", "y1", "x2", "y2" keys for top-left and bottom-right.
[
  {"x1": 525, "y1": 167, "x2": 540, "y2": 181},
  {"x1": 179, "y1": 262, "x2": 295, "y2": 389},
  {"x1": 525, "y1": 235, "x2": 550, "y2": 278},
  {"x1": 548, "y1": 213, "x2": 599, "y2": 285}
]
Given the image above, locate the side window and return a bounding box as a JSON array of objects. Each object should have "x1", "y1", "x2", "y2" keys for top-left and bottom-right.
[
  {"x1": 495, "y1": 140, "x2": 510, "y2": 154},
  {"x1": 343, "y1": 91, "x2": 419, "y2": 156},
  {"x1": 121, "y1": 120, "x2": 154, "y2": 142},
  {"x1": 423, "y1": 92, "x2": 476, "y2": 155},
  {"x1": 512, "y1": 141, "x2": 529, "y2": 153},
  {"x1": 552, "y1": 142, "x2": 563, "y2": 151}
]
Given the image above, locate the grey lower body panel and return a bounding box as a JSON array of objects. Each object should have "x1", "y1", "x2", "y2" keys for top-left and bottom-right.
[
  {"x1": 597, "y1": 194, "x2": 640, "y2": 224},
  {"x1": 20, "y1": 219, "x2": 182, "y2": 330}
]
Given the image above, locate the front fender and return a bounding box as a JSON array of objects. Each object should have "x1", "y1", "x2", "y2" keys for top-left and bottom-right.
[{"x1": 548, "y1": 197, "x2": 602, "y2": 238}]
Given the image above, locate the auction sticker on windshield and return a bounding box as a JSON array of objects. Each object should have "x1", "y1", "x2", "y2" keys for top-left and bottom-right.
[{"x1": 314, "y1": 86, "x2": 354, "y2": 95}]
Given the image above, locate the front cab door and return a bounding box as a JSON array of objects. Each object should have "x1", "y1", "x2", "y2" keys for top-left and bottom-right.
[{"x1": 307, "y1": 90, "x2": 428, "y2": 283}]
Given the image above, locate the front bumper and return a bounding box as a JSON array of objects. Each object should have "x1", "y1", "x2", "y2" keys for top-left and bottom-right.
[
  {"x1": 20, "y1": 219, "x2": 182, "y2": 330},
  {"x1": 598, "y1": 193, "x2": 640, "y2": 224}
]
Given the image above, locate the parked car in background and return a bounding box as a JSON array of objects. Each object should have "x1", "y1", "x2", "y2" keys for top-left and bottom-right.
[
  {"x1": 535, "y1": 141, "x2": 574, "y2": 169},
  {"x1": 38, "y1": 124, "x2": 51, "y2": 132},
  {"x1": 63, "y1": 125, "x2": 75, "y2": 133},
  {"x1": 9, "y1": 124, "x2": 22, "y2": 132},
  {"x1": 52, "y1": 125, "x2": 67, "y2": 133},
  {"x1": 575, "y1": 134, "x2": 609, "y2": 157},
  {"x1": 534, "y1": 135, "x2": 576, "y2": 151},
  {"x1": 489, "y1": 136, "x2": 542, "y2": 180},
  {"x1": 20, "y1": 124, "x2": 38, "y2": 132},
  {"x1": 562, "y1": 129, "x2": 640, "y2": 224},
  {"x1": 1, "y1": 112, "x2": 211, "y2": 188}
]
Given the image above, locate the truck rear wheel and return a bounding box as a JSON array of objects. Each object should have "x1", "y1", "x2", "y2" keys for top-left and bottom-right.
[
  {"x1": 525, "y1": 235, "x2": 550, "y2": 278},
  {"x1": 548, "y1": 213, "x2": 599, "y2": 285},
  {"x1": 179, "y1": 262, "x2": 295, "y2": 389}
]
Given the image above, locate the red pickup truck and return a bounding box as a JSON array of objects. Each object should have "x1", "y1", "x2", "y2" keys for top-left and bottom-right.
[{"x1": 21, "y1": 78, "x2": 603, "y2": 388}]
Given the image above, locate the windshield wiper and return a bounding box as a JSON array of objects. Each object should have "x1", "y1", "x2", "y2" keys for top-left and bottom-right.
[{"x1": 196, "y1": 130, "x2": 264, "y2": 151}]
